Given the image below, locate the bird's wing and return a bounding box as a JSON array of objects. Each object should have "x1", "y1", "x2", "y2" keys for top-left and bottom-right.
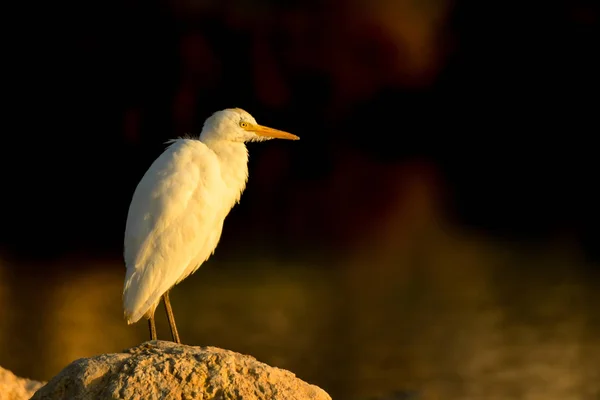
[{"x1": 123, "y1": 139, "x2": 225, "y2": 323}]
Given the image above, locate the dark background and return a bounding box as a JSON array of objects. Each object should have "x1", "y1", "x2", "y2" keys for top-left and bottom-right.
[
  {"x1": 3, "y1": 0, "x2": 598, "y2": 261},
  {"x1": 1, "y1": 1, "x2": 599, "y2": 399}
]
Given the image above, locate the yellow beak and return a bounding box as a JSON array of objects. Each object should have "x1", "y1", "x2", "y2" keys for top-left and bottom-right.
[{"x1": 247, "y1": 123, "x2": 300, "y2": 140}]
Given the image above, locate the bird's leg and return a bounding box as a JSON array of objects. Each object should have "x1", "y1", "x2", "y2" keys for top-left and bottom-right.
[
  {"x1": 148, "y1": 316, "x2": 157, "y2": 341},
  {"x1": 163, "y1": 291, "x2": 181, "y2": 344}
]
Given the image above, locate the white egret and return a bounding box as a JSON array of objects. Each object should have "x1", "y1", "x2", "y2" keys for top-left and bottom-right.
[{"x1": 123, "y1": 108, "x2": 299, "y2": 343}]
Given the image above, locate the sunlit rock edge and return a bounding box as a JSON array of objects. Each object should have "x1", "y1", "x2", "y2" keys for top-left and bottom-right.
[
  {"x1": 0, "y1": 365, "x2": 45, "y2": 400},
  {"x1": 28, "y1": 340, "x2": 331, "y2": 400}
]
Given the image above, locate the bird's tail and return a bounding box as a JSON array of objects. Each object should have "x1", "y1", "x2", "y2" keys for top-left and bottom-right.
[{"x1": 123, "y1": 265, "x2": 165, "y2": 324}]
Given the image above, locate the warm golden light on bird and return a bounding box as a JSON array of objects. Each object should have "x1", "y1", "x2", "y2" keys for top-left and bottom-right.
[{"x1": 123, "y1": 108, "x2": 299, "y2": 343}]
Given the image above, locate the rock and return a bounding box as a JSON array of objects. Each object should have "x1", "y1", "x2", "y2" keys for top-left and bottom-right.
[
  {"x1": 0, "y1": 365, "x2": 46, "y2": 400},
  {"x1": 31, "y1": 341, "x2": 331, "y2": 400}
]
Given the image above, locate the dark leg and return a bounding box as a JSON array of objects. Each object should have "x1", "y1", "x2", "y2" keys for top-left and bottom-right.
[
  {"x1": 163, "y1": 291, "x2": 181, "y2": 344},
  {"x1": 148, "y1": 316, "x2": 157, "y2": 341}
]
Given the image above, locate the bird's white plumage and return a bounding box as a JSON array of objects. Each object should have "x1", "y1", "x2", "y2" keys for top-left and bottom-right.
[
  {"x1": 123, "y1": 108, "x2": 299, "y2": 325},
  {"x1": 123, "y1": 139, "x2": 231, "y2": 323}
]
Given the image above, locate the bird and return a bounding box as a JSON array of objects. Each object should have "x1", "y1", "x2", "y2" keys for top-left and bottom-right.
[{"x1": 123, "y1": 108, "x2": 299, "y2": 343}]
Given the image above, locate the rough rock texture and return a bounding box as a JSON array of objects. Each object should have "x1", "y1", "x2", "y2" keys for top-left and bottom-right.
[
  {"x1": 0, "y1": 365, "x2": 46, "y2": 400},
  {"x1": 31, "y1": 341, "x2": 331, "y2": 400}
]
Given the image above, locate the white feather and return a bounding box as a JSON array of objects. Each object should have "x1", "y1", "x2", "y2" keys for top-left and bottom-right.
[{"x1": 122, "y1": 108, "x2": 297, "y2": 326}]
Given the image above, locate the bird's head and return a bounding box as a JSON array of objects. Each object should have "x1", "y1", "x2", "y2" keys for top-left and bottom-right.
[{"x1": 200, "y1": 108, "x2": 299, "y2": 143}]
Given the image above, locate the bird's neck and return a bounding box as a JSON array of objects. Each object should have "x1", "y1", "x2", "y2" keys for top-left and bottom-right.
[{"x1": 203, "y1": 139, "x2": 249, "y2": 205}]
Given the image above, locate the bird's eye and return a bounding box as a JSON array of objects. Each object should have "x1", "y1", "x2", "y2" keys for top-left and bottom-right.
[{"x1": 240, "y1": 121, "x2": 248, "y2": 128}]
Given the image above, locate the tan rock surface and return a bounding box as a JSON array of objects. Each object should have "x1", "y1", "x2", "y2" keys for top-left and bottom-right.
[
  {"x1": 31, "y1": 340, "x2": 331, "y2": 400},
  {"x1": 0, "y1": 365, "x2": 46, "y2": 400}
]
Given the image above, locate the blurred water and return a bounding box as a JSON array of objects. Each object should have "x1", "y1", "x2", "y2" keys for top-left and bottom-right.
[{"x1": 0, "y1": 228, "x2": 599, "y2": 400}]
